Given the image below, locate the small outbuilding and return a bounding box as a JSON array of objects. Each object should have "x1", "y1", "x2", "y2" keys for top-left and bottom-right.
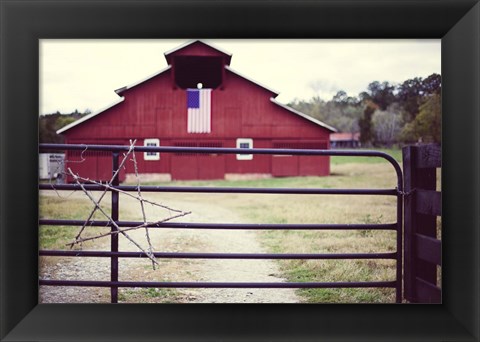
[
  {"x1": 330, "y1": 132, "x2": 361, "y2": 148},
  {"x1": 39, "y1": 153, "x2": 65, "y2": 180},
  {"x1": 57, "y1": 40, "x2": 336, "y2": 182}
]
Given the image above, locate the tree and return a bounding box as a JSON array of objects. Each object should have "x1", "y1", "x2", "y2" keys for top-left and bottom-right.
[
  {"x1": 400, "y1": 94, "x2": 441, "y2": 143},
  {"x1": 358, "y1": 100, "x2": 378, "y2": 146},
  {"x1": 414, "y1": 94, "x2": 441, "y2": 143},
  {"x1": 55, "y1": 116, "x2": 77, "y2": 131},
  {"x1": 332, "y1": 90, "x2": 360, "y2": 107},
  {"x1": 422, "y1": 73, "x2": 441, "y2": 95},
  {"x1": 289, "y1": 92, "x2": 363, "y2": 133},
  {"x1": 289, "y1": 73, "x2": 441, "y2": 145},
  {"x1": 332, "y1": 90, "x2": 348, "y2": 104},
  {"x1": 39, "y1": 110, "x2": 91, "y2": 143},
  {"x1": 397, "y1": 73, "x2": 441, "y2": 123},
  {"x1": 371, "y1": 105, "x2": 403, "y2": 146},
  {"x1": 364, "y1": 81, "x2": 396, "y2": 110},
  {"x1": 397, "y1": 77, "x2": 424, "y2": 122},
  {"x1": 39, "y1": 113, "x2": 63, "y2": 144}
]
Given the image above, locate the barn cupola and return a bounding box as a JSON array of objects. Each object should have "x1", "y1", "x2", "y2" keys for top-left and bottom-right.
[{"x1": 164, "y1": 40, "x2": 232, "y2": 90}]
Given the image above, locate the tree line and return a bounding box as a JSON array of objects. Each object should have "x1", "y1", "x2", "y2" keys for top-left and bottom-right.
[
  {"x1": 40, "y1": 74, "x2": 440, "y2": 147},
  {"x1": 288, "y1": 73, "x2": 441, "y2": 146},
  {"x1": 39, "y1": 109, "x2": 90, "y2": 143}
]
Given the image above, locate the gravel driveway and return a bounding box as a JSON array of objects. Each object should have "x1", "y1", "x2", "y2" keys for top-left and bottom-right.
[{"x1": 39, "y1": 191, "x2": 300, "y2": 303}]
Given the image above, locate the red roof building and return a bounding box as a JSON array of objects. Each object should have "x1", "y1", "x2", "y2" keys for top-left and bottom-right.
[
  {"x1": 330, "y1": 132, "x2": 361, "y2": 148},
  {"x1": 57, "y1": 40, "x2": 336, "y2": 182}
]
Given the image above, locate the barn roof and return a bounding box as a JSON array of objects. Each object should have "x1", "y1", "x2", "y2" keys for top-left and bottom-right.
[
  {"x1": 115, "y1": 65, "x2": 171, "y2": 96},
  {"x1": 56, "y1": 97, "x2": 125, "y2": 134},
  {"x1": 270, "y1": 98, "x2": 337, "y2": 133},
  {"x1": 225, "y1": 66, "x2": 279, "y2": 96},
  {"x1": 330, "y1": 132, "x2": 360, "y2": 141},
  {"x1": 164, "y1": 40, "x2": 232, "y2": 65}
]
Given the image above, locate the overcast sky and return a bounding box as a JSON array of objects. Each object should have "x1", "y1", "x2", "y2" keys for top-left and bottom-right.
[{"x1": 39, "y1": 39, "x2": 440, "y2": 115}]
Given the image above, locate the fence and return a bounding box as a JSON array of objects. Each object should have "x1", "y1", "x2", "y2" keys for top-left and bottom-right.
[
  {"x1": 403, "y1": 144, "x2": 442, "y2": 303},
  {"x1": 39, "y1": 143, "x2": 404, "y2": 303}
]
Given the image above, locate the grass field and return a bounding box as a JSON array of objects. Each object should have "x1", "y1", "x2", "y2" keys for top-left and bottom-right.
[
  {"x1": 330, "y1": 147, "x2": 402, "y2": 165},
  {"x1": 39, "y1": 148, "x2": 439, "y2": 303},
  {"x1": 218, "y1": 158, "x2": 401, "y2": 303},
  {"x1": 39, "y1": 195, "x2": 111, "y2": 250}
]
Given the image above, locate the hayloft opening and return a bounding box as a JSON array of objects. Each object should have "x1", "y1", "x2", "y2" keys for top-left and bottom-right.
[{"x1": 174, "y1": 56, "x2": 223, "y2": 89}]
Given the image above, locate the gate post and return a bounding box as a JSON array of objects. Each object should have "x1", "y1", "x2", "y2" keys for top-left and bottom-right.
[
  {"x1": 111, "y1": 152, "x2": 120, "y2": 303},
  {"x1": 403, "y1": 144, "x2": 441, "y2": 303}
]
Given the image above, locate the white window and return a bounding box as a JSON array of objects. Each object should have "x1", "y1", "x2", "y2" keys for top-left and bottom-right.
[
  {"x1": 144, "y1": 139, "x2": 160, "y2": 161},
  {"x1": 236, "y1": 138, "x2": 253, "y2": 160}
]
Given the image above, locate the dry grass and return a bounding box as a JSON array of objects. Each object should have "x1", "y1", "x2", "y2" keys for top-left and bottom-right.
[
  {"x1": 39, "y1": 194, "x2": 112, "y2": 250},
  {"x1": 224, "y1": 163, "x2": 400, "y2": 303}
]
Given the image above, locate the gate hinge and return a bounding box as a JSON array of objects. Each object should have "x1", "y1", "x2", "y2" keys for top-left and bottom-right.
[{"x1": 396, "y1": 188, "x2": 416, "y2": 197}]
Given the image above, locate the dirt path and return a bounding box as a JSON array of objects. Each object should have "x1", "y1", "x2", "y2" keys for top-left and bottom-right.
[{"x1": 39, "y1": 191, "x2": 300, "y2": 303}]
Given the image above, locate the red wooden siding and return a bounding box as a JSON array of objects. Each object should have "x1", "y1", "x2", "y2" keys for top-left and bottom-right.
[
  {"x1": 65, "y1": 70, "x2": 330, "y2": 142},
  {"x1": 65, "y1": 144, "x2": 126, "y2": 183},
  {"x1": 170, "y1": 141, "x2": 225, "y2": 180}
]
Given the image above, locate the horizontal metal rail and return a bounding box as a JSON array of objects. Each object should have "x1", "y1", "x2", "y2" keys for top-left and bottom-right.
[
  {"x1": 39, "y1": 250, "x2": 397, "y2": 260},
  {"x1": 39, "y1": 183, "x2": 398, "y2": 196},
  {"x1": 39, "y1": 219, "x2": 397, "y2": 230},
  {"x1": 39, "y1": 279, "x2": 397, "y2": 289},
  {"x1": 40, "y1": 143, "x2": 398, "y2": 159},
  {"x1": 40, "y1": 143, "x2": 403, "y2": 191}
]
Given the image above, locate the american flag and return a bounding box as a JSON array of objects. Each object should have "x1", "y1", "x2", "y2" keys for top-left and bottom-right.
[{"x1": 187, "y1": 88, "x2": 211, "y2": 133}]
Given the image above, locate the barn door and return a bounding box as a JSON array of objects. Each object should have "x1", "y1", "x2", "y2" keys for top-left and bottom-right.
[
  {"x1": 170, "y1": 142, "x2": 197, "y2": 180},
  {"x1": 271, "y1": 141, "x2": 329, "y2": 177},
  {"x1": 171, "y1": 141, "x2": 225, "y2": 180},
  {"x1": 197, "y1": 142, "x2": 225, "y2": 179}
]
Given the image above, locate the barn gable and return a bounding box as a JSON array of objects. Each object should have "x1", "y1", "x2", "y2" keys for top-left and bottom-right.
[
  {"x1": 57, "y1": 40, "x2": 335, "y2": 136},
  {"x1": 167, "y1": 40, "x2": 231, "y2": 90},
  {"x1": 221, "y1": 66, "x2": 335, "y2": 135},
  {"x1": 224, "y1": 66, "x2": 278, "y2": 97},
  {"x1": 114, "y1": 65, "x2": 171, "y2": 96},
  {"x1": 164, "y1": 40, "x2": 232, "y2": 65},
  {"x1": 56, "y1": 97, "x2": 125, "y2": 134},
  {"x1": 57, "y1": 66, "x2": 171, "y2": 134},
  {"x1": 270, "y1": 98, "x2": 337, "y2": 132}
]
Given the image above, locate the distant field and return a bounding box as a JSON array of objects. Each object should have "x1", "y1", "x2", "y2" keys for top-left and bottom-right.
[
  {"x1": 330, "y1": 148, "x2": 402, "y2": 165},
  {"x1": 137, "y1": 148, "x2": 402, "y2": 189}
]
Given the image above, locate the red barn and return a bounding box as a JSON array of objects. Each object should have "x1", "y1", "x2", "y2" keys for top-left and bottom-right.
[{"x1": 57, "y1": 40, "x2": 336, "y2": 182}]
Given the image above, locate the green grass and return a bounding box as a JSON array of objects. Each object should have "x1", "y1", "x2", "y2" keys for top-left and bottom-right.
[
  {"x1": 256, "y1": 214, "x2": 397, "y2": 303},
  {"x1": 118, "y1": 287, "x2": 183, "y2": 303},
  {"x1": 330, "y1": 148, "x2": 402, "y2": 165},
  {"x1": 281, "y1": 260, "x2": 395, "y2": 303},
  {"x1": 39, "y1": 195, "x2": 110, "y2": 249}
]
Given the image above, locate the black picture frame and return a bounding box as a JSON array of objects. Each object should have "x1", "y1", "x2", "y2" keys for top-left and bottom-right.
[{"x1": 1, "y1": 0, "x2": 479, "y2": 341}]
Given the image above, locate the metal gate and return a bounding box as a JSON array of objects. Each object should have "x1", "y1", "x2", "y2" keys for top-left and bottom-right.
[{"x1": 39, "y1": 143, "x2": 403, "y2": 303}]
